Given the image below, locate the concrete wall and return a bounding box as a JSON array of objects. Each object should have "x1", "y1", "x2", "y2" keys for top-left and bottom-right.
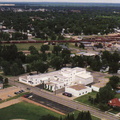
[{"x1": 65, "y1": 86, "x2": 92, "y2": 97}]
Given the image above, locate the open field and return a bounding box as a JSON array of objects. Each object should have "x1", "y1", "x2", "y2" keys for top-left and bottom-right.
[
  {"x1": 0, "y1": 101, "x2": 100, "y2": 120},
  {"x1": 2, "y1": 43, "x2": 43, "y2": 50},
  {"x1": 2, "y1": 43, "x2": 55, "y2": 51},
  {"x1": 0, "y1": 102, "x2": 62, "y2": 120}
]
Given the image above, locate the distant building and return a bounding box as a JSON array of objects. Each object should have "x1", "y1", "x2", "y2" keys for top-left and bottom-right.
[
  {"x1": 76, "y1": 51, "x2": 98, "y2": 57},
  {"x1": 19, "y1": 67, "x2": 93, "y2": 91},
  {"x1": 65, "y1": 84, "x2": 92, "y2": 97}
]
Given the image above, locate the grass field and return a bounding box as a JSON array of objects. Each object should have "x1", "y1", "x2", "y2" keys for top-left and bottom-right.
[
  {"x1": 115, "y1": 93, "x2": 120, "y2": 98},
  {"x1": 2, "y1": 43, "x2": 54, "y2": 51},
  {"x1": 0, "y1": 101, "x2": 100, "y2": 120},
  {"x1": 74, "y1": 91, "x2": 97, "y2": 106},
  {"x1": 0, "y1": 102, "x2": 61, "y2": 120}
]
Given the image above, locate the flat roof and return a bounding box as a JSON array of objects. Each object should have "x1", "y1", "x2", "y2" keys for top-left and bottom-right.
[
  {"x1": 92, "y1": 80, "x2": 109, "y2": 88},
  {"x1": 69, "y1": 84, "x2": 87, "y2": 90},
  {"x1": 76, "y1": 74, "x2": 92, "y2": 79}
]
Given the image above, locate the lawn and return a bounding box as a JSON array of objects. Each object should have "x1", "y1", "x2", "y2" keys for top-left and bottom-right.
[
  {"x1": 0, "y1": 102, "x2": 62, "y2": 120},
  {"x1": 74, "y1": 91, "x2": 97, "y2": 106},
  {"x1": 115, "y1": 93, "x2": 120, "y2": 98}
]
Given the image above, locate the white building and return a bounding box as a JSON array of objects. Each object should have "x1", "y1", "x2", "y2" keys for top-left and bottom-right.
[
  {"x1": 19, "y1": 67, "x2": 93, "y2": 91},
  {"x1": 65, "y1": 84, "x2": 92, "y2": 97},
  {"x1": 91, "y1": 80, "x2": 109, "y2": 92}
]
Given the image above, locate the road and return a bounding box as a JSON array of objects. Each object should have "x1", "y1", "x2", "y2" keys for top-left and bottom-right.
[{"x1": 9, "y1": 77, "x2": 119, "y2": 120}]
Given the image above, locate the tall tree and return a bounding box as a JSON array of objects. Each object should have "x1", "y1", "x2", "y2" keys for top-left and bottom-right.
[
  {"x1": 50, "y1": 56, "x2": 63, "y2": 70},
  {"x1": 40, "y1": 45, "x2": 49, "y2": 53}
]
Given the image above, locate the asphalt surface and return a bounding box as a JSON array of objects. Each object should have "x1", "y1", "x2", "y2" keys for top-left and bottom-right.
[
  {"x1": 29, "y1": 93, "x2": 75, "y2": 114},
  {"x1": 8, "y1": 76, "x2": 119, "y2": 120}
]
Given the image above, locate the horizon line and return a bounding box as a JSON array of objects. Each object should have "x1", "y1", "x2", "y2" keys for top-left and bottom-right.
[{"x1": 0, "y1": 2, "x2": 120, "y2": 4}]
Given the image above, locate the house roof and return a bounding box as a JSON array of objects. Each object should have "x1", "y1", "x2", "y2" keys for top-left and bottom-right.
[
  {"x1": 108, "y1": 98, "x2": 120, "y2": 107},
  {"x1": 69, "y1": 84, "x2": 87, "y2": 90}
]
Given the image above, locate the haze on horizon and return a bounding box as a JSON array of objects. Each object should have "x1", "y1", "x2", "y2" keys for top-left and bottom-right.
[{"x1": 1, "y1": 0, "x2": 120, "y2": 4}]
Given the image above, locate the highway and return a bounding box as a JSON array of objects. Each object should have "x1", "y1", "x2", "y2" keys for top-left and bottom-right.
[{"x1": 9, "y1": 77, "x2": 119, "y2": 120}]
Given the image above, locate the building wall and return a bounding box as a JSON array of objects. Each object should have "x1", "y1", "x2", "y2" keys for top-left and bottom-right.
[
  {"x1": 91, "y1": 85, "x2": 99, "y2": 92},
  {"x1": 65, "y1": 86, "x2": 92, "y2": 97},
  {"x1": 45, "y1": 82, "x2": 65, "y2": 91}
]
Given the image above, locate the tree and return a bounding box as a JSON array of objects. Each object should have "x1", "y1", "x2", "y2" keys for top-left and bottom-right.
[
  {"x1": 109, "y1": 76, "x2": 120, "y2": 89},
  {"x1": 90, "y1": 59, "x2": 102, "y2": 71},
  {"x1": 53, "y1": 45, "x2": 62, "y2": 55},
  {"x1": 79, "y1": 43, "x2": 85, "y2": 49},
  {"x1": 1, "y1": 61, "x2": 11, "y2": 75},
  {"x1": 97, "y1": 84, "x2": 115, "y2": 103},
  {"x1": 109, "y1": 62, "x2": 119, "y2": 73},
  {"x1": 40, "y1": 45, "x2": 49, "y2": 53},
  {"x1": 61, "y1": 49, "x2": 71, "y2": 58},
  {"x1": 101, "y1": 51, "x2": 112, "y2": 63},
  {"x1": 31, "y1": 60, "x2": 48, "y2": 74},
  {"x1": 40, "y1": 114, "x2": 58, "y2": 120},
  {"x1": 26, "y1": 54, "x2": 39, "y2": 63},
  {"x1": 50, "y1": 56, "x2": 63, "y2": 70},
  {"x1": 10, "y1": 63, "x2": 24, "y2": 76},
  {"x1": 98, "y1": 103, "x2": 110, "y2": 111},
  {"x1": 29, "y1": 46, "x2": 39, "y2": 55},
  {"x1": 50, "y1": 34, "x2": 56, "y2": 40}
]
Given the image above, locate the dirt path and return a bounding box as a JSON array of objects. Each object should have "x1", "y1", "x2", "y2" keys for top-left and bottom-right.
[
  {"x1": 21, "y1": 97, "x2": 65, "y2": 115},
  {"x1": 0, "y1": 98, "x2": 21, "y2": 109}
]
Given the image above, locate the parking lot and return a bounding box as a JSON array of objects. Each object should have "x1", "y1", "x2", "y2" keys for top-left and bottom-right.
[
  {"x1": 26, "y1": 93, "x2": 75, "y2": 114},
  {"x1": 0, "y1": 86, "x2": 24, "y2": 100}
]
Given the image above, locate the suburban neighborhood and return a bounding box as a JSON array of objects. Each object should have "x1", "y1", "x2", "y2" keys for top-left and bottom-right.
[{"x1": 0, "y1": 1, "x2": 120, "y2": 120}]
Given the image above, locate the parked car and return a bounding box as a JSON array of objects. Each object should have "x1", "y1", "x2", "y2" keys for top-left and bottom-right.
[
  {"x1": 62, "y1": 92, "x2": 72, "y2": 97},
  {"x1": 27, "y1": 88, "x2": 30, "y2": 90},
  {"x1": 14, "y1": 92, "x2": 19, "y2": 94},
  {"x1": 23, "y1": 93, "x2": 33, "y2": 98},
  {"x1": 19, "y1": 90, "x2": 24, "y2": 93}
]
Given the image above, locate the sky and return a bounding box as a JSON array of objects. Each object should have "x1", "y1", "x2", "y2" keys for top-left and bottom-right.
[{"x1": 1, "y1": 0, "x2": 120, "y2": 3}]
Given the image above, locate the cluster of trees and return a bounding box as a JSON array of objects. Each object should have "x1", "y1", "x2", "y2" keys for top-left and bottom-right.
[
  {"x1": 12, "y1": 32, "x2": 28, "y2": 40},
  {"x1": 0, "y1": 32, "x2": 9, "y2": 41},
  {"x1": 0, "y1": 43, "x2": 120, "y2": 76},
  {"x1": 0, "y1": 44, "x2": 25, "y2": 76},
  {"x1": 0, "y1": 32, "x2": 28, "y2": 41},
  {"x1": 1, "y1": 6, "x2": 120, "y2": 41},
  {"x1": 71, "y1": 50, "x2": 120, "y2": 73},
  {"x1": 40, "y1": 111, "x2": 92, "y2": 120},
  {"x1": 88, "y1": 76, "x2": 120, "y2": 111}
]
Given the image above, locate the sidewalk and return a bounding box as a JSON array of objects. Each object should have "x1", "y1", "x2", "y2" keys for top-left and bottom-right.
[{"x1": 0, "y1": 98, "x2": 21, "y2": 109}]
